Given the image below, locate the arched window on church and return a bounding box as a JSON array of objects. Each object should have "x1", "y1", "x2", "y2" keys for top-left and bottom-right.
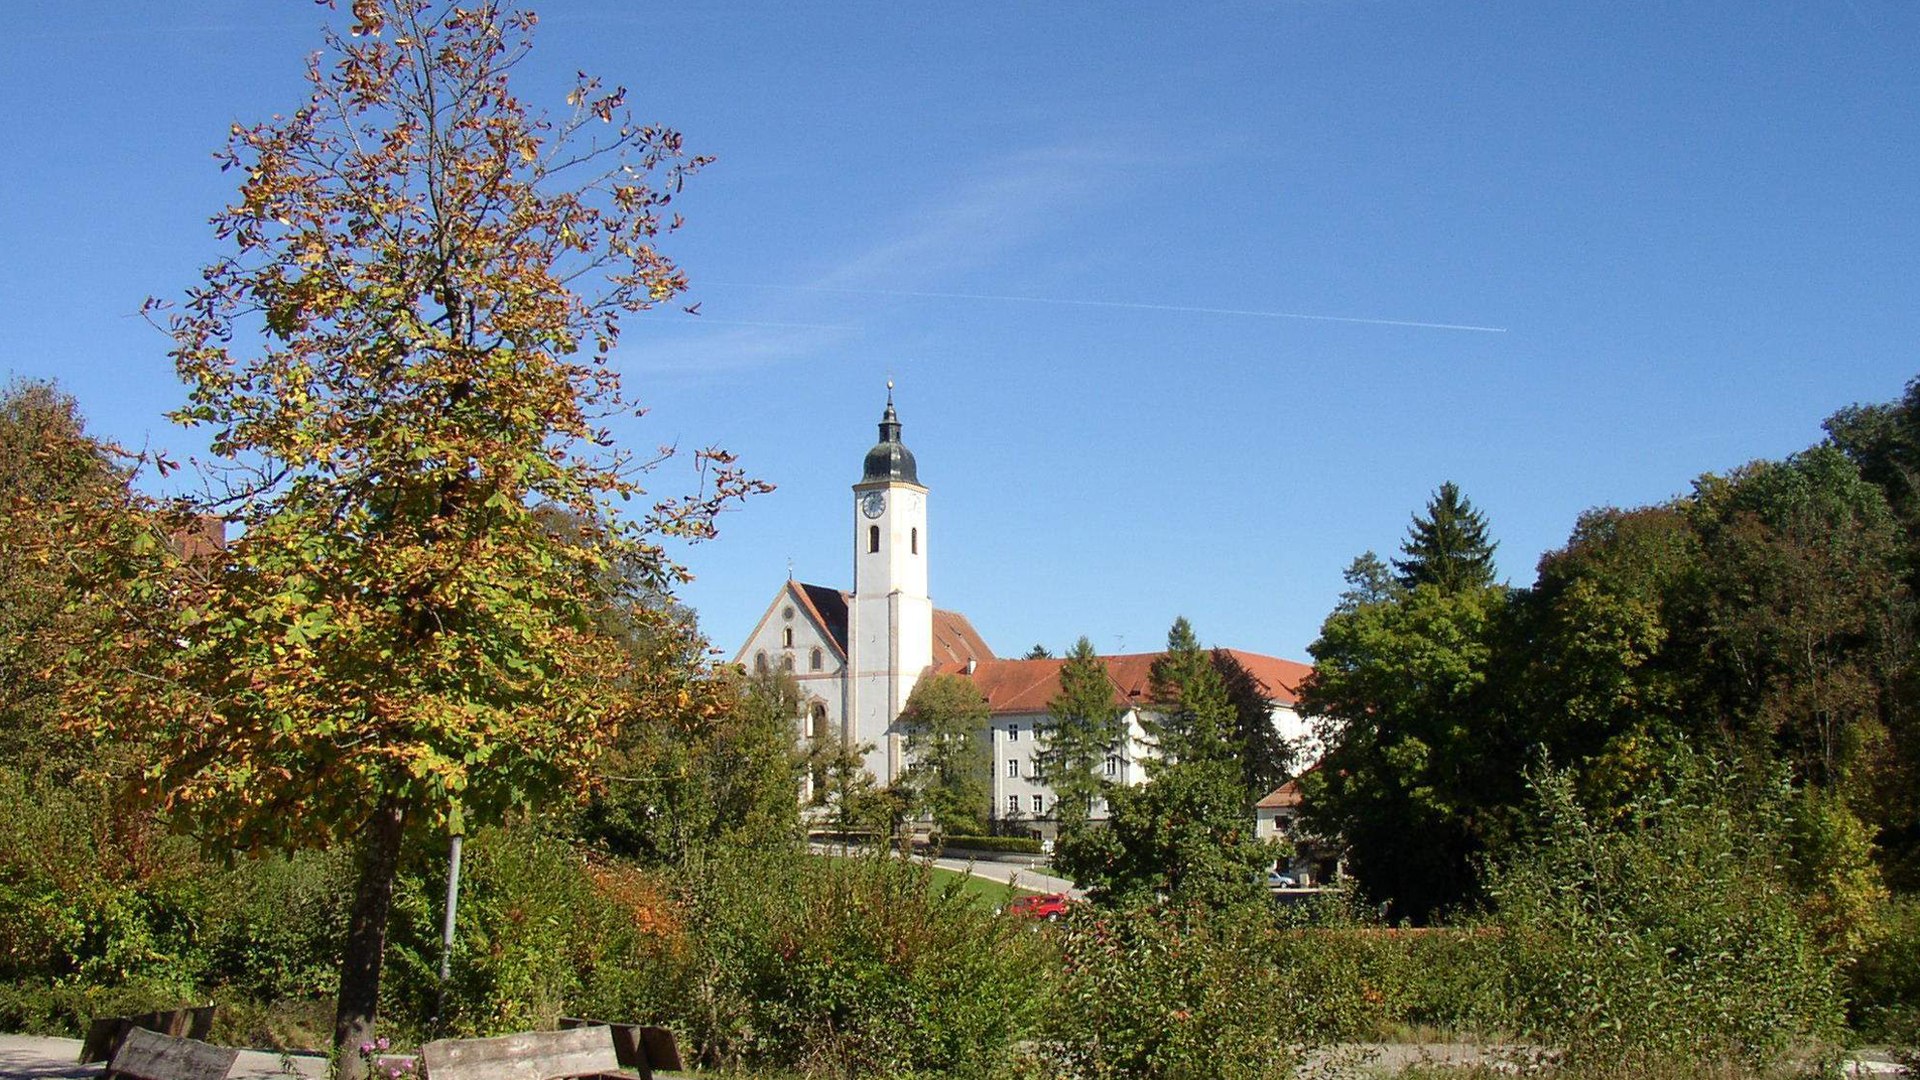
[
  {"x1": 779, "y1": 654, "x2": 794, "y2": 672},
  {"x1": 869, "y1": 524, "x2": 880, "y2": 553},
  {"x1": 754, "y1": 651, "x2": 769, "y2": 674},
  {"x1": 810, "y1": 647, "x2": 823, "y2": 670},
  {"x1": 911, "y1": 527, "x2": 918, "y2": 554},
  {"x1": 782, "y1": 626, "x2": 794, "y2": 647},
  {"x1": 810, "y1": 703, "x2": 829, "y2": 740}
]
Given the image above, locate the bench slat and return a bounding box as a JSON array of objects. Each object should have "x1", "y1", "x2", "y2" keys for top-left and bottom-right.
[
  {"x1": 557, "y1": 1017, "x2": 682, "y2": 1079},
  {"x1": 105, "y1": 1026, "x2": 238, "y2": 1080},
  {"x1": 419, "y1": 1026, "x2": 620, "y2": 1080},
  {"x1": 80, "y1": 1007, "x2": 216, "y2": 1064}
]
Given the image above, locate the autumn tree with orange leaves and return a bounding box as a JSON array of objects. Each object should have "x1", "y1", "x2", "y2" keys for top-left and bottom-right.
[{"x1": 69, "y1": 2, "x2": 760, "y2": 1072}]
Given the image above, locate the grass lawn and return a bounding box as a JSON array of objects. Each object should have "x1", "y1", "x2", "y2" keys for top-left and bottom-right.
[{"x1": 928, "y1": 865, "x2": 1038, "y2": 908}]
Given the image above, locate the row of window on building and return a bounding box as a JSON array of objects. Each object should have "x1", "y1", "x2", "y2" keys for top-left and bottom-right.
[
  {"x1": 753, "y1": 643, "x2": 827, "y2": 674},
  {"x1": 1006, "y1": 756, "x2": 1121, "y2": 778}
]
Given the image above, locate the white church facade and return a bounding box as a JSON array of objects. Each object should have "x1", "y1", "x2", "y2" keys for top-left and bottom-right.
[{"x1": 735, "y1": 392, "x2": 1314, "y2": 835}]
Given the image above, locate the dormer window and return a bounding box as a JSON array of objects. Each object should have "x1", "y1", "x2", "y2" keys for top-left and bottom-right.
[{"x1": 869, "y1": 525, "x2": 880, "y2": 553}]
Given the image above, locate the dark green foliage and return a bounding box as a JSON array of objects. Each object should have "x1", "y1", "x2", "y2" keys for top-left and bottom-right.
[
  {"x1": 1213, "y1": 648, "x2": 1293, "y2": 804},
  {"x1": 664, "y1": 850, "x2": 1050, "y2": 1078},
  {"x1": 1059, "y1": 619, "x2": 1276, "y2": 910},
  {"x1": 1023, "y1": 644, "x2": 1053, "y2": 659},
  {"x1": 574, "y1": 669, "x2": 804, "y2": 864},
  {"x1": 940, "y1": 834, "x2": 1044, "y2": 854},
  {"x1": 1393, "y1": 481, "x2": 1498, "y2": 592},
  {"x1": 809, "y1": 728, "x2": 899, "y2": 840},
  {"x1": 1299, "y1": 563, "x2": 1514, "y2": 923},
  {"x1": 1056, "y1": 758, "x2": 1275, "y2": 909},
  {"x1": 1849, "y1": 896, "x2": 1920, "y2": 1042},
  {"x1": 899, "y1": 673, "x2": 992, "y2": 836},
  {"x1": 1488, "y1": 762, "x2": 1844, "y2": 1069},
  {"x1": 1035, "y1": 637, "x2": 1124, "y2": 831},
  {"x1": 1036, "y1": 903, "x2": 1311, "y2": 1080},
  {"x1": 1144, "y1": 616, "x2": 1236, "y2": 765}
]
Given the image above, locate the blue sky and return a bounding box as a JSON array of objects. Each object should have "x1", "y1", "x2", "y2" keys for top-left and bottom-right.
[{"x1": 4, "y1": 2, "x2": 1916, "y2": 662}]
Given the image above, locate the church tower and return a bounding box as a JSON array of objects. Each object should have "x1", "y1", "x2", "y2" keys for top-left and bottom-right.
[{"x1": 847, "y1": 385, "x2": 933, "y2": 785}]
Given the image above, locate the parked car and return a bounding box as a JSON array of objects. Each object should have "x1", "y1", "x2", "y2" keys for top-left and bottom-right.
[
  {"x1": 1005, "y1": 892, "x2": 1073, "y2": 920},
  {"x1": 1265, "y1": 870, "x2": 1298, "y2": 888}
]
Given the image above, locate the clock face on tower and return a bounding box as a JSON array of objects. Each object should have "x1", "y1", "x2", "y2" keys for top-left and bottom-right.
[{"x1": 860, "y1": 490, "x2": 886, "y2": 519}]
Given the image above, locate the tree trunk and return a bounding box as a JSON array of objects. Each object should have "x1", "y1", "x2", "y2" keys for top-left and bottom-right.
[{"x1": 334, "y1": 798, "x2": 408, "y2": 1080}]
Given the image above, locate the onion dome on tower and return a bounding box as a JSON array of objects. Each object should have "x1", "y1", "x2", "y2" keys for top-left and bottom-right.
[{"x1": 860, "y1": 383, "x2": 919, "y2": 485}]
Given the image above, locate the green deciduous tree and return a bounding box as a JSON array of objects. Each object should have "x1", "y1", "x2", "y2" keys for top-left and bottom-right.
[
  {"x1": 898, "y1": 673, "x2": 991, "y2": 836},
  {"x1": 1301, "y1": 552, "x2": 1515, "y2": 922},
  {"x1": 808, "y1": 730, "x2": 895, "y2": 842},
  {"x1": 1394, "y1": 481, "x2": 1498, "y2": 592},
  {"x1": 69, "y1": 4, "x2": 759, "y2": 1072},
  {"x1": 576, "y1": 667, "x2": 803, "y2": 864},
  {"x1": 0, "y1": 380, "x2": 129, "y2": 781},
  {"x1": 1035, "y1": 637, "x2": 1124, "y2": 833}
]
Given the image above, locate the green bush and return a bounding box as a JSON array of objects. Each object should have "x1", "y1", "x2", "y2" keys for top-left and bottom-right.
[
  {"x1": 1848, "y1": 895, "x2": 1920, "y2": 1042},
  {"x1": 665, "y1": 850, "x2": 1050, "y2": 1078},
  {"x1": 1033, "y1": 901, "x2": 1312, "y2": 1080},
  {"x1": 1263, "y1": 926, "x2": 1510, "y2": 1041},
  {"x1": 939, "y1": 835, "x2": 1042, "y2": 855},
  {"x1": 1487, "y1": 766, "x2": 1844, "y2": 1068}
]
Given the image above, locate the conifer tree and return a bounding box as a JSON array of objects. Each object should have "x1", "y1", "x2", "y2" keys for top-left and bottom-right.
[
  {"x1": 1145, "y1": 616, "x2": 1235, "y2": 765},
  {"x1": 1214, "y1": 648, "x2": 1294, "y2": 805},
  {"x1": 1394, "y1": 481, "x2": 1499, "y2": 592},
  {"x1": 1063, "y1": 617, "x2": 1276, "y2": 908},
  {"x1": 1036, "y1": 636, "x2": 1124, "y2": 831}
]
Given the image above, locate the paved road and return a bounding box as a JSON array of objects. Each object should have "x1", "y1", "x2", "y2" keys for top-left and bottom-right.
[
  {"x1": 924, "y1": 853, "x2": 1080, "y2": 897},
  {"x1": 0, "y1": 1036, "x2": 325, "y2": 1080},
  {"x1": 804, "y1": 842, "x2": 1083, "y2": 897}
]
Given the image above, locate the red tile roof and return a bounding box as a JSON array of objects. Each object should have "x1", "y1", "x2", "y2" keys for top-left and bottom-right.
[
  {"x1": 1255, "y1": 779, "x2": 1304, "y2": 810},
  {"x1": 169, "y1": 515, "x2": 227, "y2": 560},
  {"x1": 790, "y1": 583, "x2": 996, "y2": 665},
  {"x1": 933, "y1": 610, "x2": 994, "y2": 664},
  {"x1": 933, "y1": 648, "x2": 1309, "y2": 716}
]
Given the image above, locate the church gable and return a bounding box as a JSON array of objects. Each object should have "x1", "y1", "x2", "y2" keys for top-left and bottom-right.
[
  {"x1": 735, "y1": 581, "x2": 847, "y2": 676},
  {"x1": 794, "y1": 582, "x2": 849, "y2": 657}
]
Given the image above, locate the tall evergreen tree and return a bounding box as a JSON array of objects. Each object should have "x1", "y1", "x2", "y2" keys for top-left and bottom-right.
[
  {"x1": 1062, "y1": 617, "x2": 1275, "y2": 908},
  {"x1": 1394, "y1": 481, "x2": 1498, "y2": 592},
  {"x1": 1145, "y1": 616, "x2": 1235, "y2": 765},
  {"x1": 1036, "y1": 637, "x2": 1124, "y2": 831},
  {"x1": 1214, "y1": 648, "x2": 1294, "y2": 805}
]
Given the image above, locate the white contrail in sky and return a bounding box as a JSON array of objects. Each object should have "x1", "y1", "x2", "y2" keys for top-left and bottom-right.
[{"x1": 705, "y1": 281, "x2": 1508, "y2": 334}]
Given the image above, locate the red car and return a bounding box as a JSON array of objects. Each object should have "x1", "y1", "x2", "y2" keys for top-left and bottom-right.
[{"x1": 1005, "y1": 892, "x2": 1073, "y2": 920}]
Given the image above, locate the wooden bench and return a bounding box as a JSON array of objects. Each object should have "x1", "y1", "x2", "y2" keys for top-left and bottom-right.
[
  {"x1": 102, "y1": 1027, "x2": 237, "y2": 1080},
  {"x1": 418, "y1": 1025, "x2": 623, "y2": 1080},
  {"x1": 80, "y1": 1007, "x2": 217, "y2": 1066},
  {"x1": 559, "y1": 1017, "x2": 683, "y2": 1080}
]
